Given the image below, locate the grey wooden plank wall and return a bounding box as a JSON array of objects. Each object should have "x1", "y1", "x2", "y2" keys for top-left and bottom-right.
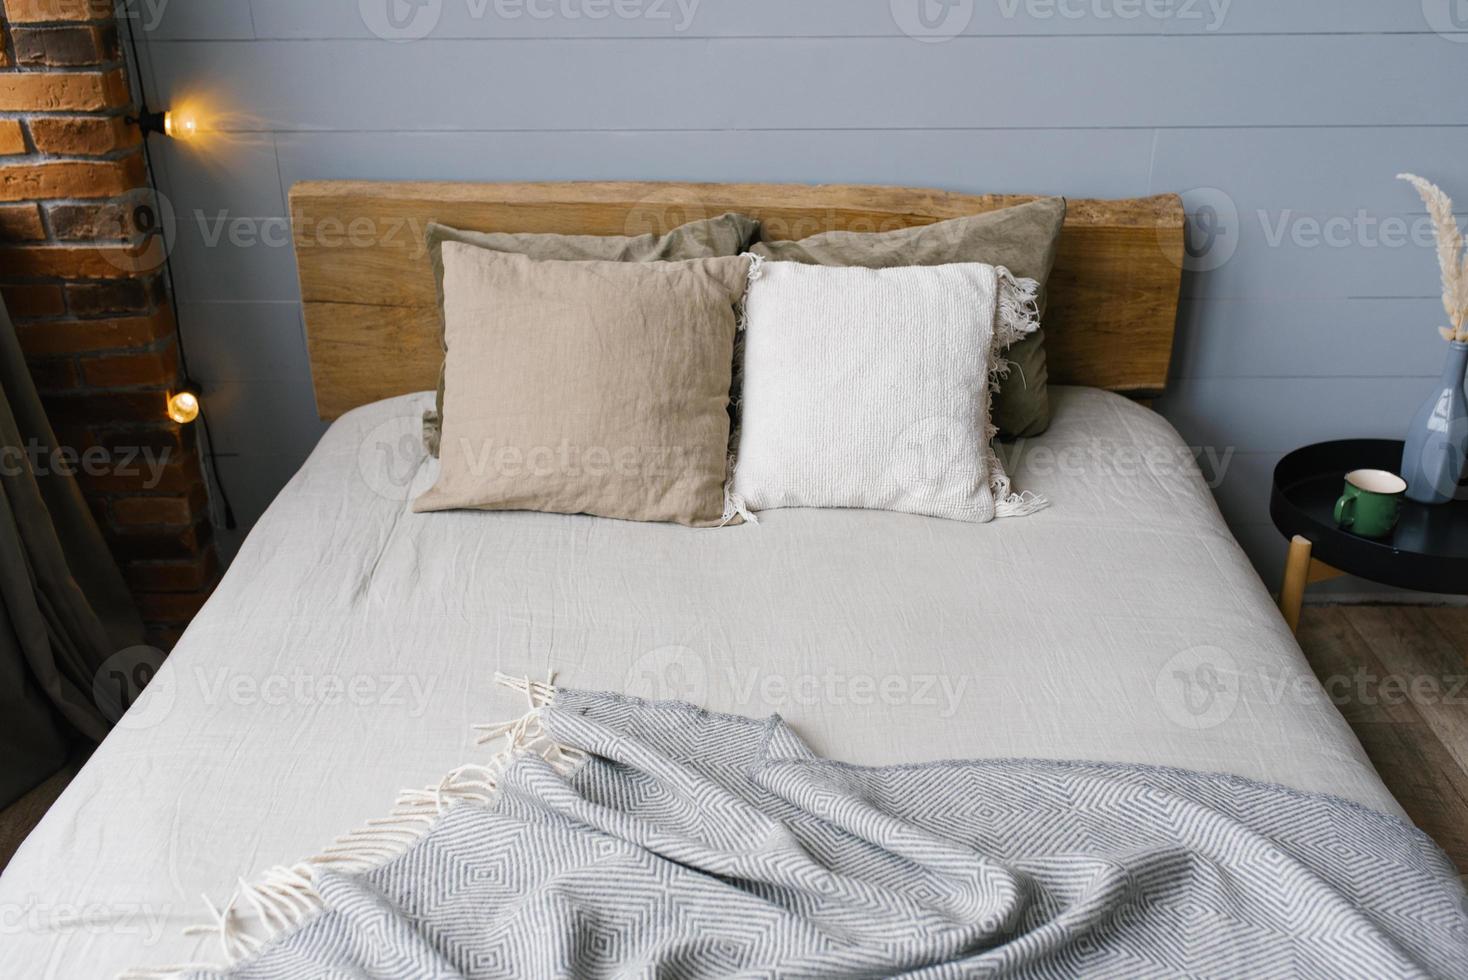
[{"x1": 132, "y1": 0, "x2": 1468, "y2": 595}]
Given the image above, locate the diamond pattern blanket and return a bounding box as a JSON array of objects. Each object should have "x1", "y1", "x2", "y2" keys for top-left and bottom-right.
[{"x1": 171, "y1": 689, "x2": 1467, "y2": 979}]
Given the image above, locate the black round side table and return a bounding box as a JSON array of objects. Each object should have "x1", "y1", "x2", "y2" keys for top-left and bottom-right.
[{"x1": 1270, "y1": 439, "x2": 1468, "y2": 631}]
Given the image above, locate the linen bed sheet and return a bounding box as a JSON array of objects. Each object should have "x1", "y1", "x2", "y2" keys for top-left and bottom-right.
[{"x1": 1, "y1": 386, "x2": 1406, "y2": 979}]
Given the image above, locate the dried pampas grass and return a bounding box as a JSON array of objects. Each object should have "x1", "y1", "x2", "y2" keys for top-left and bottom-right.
[{"x1": 1399, "y1": 173, "x2": 1468, "y2": 343}]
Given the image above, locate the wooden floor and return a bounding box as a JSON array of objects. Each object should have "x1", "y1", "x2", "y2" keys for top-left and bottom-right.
[
  {"x1": 2, "y1": 607, "x2": 1465, "y2": 877},
  {"x1": 1297, "y1": 606, "x2": 1468, "y2": 872}
]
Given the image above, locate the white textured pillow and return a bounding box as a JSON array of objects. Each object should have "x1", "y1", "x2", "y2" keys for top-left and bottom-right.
[{"x1": 729, "y1": 259, "x2": 1045, "y2": 523}]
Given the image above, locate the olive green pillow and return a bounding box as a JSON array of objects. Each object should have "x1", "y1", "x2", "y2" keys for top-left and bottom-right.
[
  {"x1": 750, "y1": 197, "x2": 1066, "y2": 438},
  {"x1": 423, "y1": 213, "x2": 760, "y2": 454}
]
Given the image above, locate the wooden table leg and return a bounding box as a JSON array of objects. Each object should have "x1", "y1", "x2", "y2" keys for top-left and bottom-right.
[{"x1": 1279, "y1": 534, "x2": 1312, "y2": 633}]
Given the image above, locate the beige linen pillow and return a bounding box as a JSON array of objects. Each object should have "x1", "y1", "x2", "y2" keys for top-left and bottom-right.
[
  {"x1": 751, "y1": 198, "x2": 1065, "y2": 438},
  {"x1": 422, "y1": 214, "x2": 760, "y2": 454},
  {"x1": 413, "y1": 245, "x2": 753, "y2": 527}
]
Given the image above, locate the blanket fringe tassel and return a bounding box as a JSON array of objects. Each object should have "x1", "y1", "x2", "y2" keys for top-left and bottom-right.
[
  {"x1": 989, "y1": 268, "x2": 1049, "y2": 519},
  {"x1": 120, "y1": 673, "x2": 573, "y2": 980},
  {"x1": 720, "y1": 252, "x2": 766, "y2": 527}
]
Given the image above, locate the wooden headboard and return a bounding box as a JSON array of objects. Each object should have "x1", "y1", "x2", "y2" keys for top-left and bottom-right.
[{"x1": 289, "y1": 181, "x2": 1185, "y2": 419}]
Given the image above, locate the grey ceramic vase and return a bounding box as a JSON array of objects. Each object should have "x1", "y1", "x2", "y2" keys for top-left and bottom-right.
[{"x1": 1402, "y1": 341, "x2": 1468, "y2": 505}]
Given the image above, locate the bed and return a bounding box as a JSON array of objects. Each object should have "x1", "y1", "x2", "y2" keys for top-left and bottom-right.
[{"x1": 0, "y1": 183, "x2": 1446, "y2": 977}]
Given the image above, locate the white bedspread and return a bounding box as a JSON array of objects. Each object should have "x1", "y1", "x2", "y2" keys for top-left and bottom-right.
[{"x1": 0, "y1": 387, "x2": 1402, "y2": 979}]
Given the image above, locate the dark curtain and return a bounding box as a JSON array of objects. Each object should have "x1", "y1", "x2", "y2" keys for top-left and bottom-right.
[{"x1": 0, "y1": 299, "x2": 145, "y2": 809}]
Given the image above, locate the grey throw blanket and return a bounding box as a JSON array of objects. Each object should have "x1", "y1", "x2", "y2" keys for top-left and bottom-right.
[{"x1": 185, "y1": 690, "x2": 1468, "y2": 979}]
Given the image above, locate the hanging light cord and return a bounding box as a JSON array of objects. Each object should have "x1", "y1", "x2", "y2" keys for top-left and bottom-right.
[{"x1": 121, "y1": 14, "x2": 235, "y2": 530}]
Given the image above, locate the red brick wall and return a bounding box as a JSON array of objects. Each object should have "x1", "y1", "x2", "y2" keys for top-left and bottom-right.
[{"x1": 0, "y1": 0, "x2": 219, "y2": 649}]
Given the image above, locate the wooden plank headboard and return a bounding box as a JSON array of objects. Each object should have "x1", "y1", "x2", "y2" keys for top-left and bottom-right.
[{"x1": 289, "y1": 181, "x2": 1184, "y2": 420}]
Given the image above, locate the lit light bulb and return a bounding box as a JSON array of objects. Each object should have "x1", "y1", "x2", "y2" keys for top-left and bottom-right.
[
  {"x1": 164, "y1": 110, "x2": 198, "y2": 140},
  {"x1": 167, "y1": 390, "x2": 200, "y2": 424}
]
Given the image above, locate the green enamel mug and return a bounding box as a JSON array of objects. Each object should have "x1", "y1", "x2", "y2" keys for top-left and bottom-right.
[{"x1": 1333, "y1": 469, "x2": 1406, "y2": 539}]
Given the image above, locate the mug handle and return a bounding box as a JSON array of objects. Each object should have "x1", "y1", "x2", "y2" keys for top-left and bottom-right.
[{"x1": 1334, "y1": 495, "x2": 1356, "y2": 528}]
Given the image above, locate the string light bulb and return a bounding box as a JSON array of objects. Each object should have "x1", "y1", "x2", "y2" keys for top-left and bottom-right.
[
  {"x1": 131, "y1": 106, "x2": 200, "y2": 141},
  {"x1": 163, "y1": 110, "x2": 198, "y2": 139},
  {"x1": 166, "y1": 388, "x2": 200, "y2": 425}
]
